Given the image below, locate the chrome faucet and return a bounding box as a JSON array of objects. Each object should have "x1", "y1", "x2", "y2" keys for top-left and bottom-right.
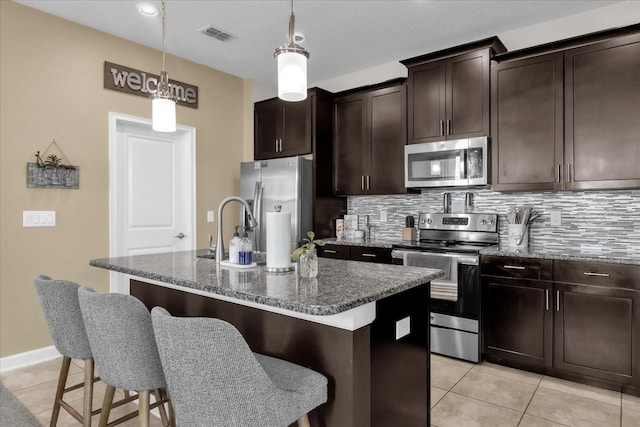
[{"x1": 215, "y1": 196, "x2": 258, "y2": 264}]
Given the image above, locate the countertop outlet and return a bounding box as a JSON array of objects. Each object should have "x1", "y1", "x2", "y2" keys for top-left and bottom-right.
[{"x1": 550, "y1": 210, "x2": 561, "y2": 226}]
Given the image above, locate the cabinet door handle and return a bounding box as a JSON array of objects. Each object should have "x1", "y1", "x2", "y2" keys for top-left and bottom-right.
[
  {"x1": 583, "y1": 272, "x2": 610, "y2": 277},
  {"x1": 545, "y1": 289, "x2": 549, "y2": 311},
  {"x1": 361, "y1": 175, "x2": 365, "y2": 190},
  {"x1": 566, "y1": 163, "x2": 572, "y2": 182},
  {"x1": 324, "y1": 249, "x2": 337, "y2": 254},
  {"x1": 440, "y1": 120, "x2": 445, "y2": 136},
  {"x1": 275, "y1": 139, "x2": 278, "y2": 152},
  {"x1": 366, "y1": 175, "x2": 371, "y2": 190},
  {"x1": 557, "y1": 164, "x2": 562, "y2": 183},
  {"x1": 447, "y1": 119, "x2": 452, "y2": 135},
  {"x1": 279, "y1": 139, "x2": 284, "y2": 152},
  {"x1": 361, "y1": 253, "x2": 377, "y2": 258},
  {"x1": 556, "y1": 290, "x2": 560, "y2": 312},
  {"x1": 503, "y1": 265, "x2": 525, "y2": 270}
]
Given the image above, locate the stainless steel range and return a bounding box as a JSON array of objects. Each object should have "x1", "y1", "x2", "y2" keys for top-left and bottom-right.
[{"x1": 392, "y1": 212, "x2": 498, "y2": 362}]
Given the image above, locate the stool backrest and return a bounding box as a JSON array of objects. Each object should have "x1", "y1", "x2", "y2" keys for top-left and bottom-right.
[
  {"x1": 34, "y1": 275, "x2": 92, "y2": 360},
  {"x1": 78, "y1": 287, "x2": 165, "y2": 392},
  {"x1": 151, "y1": 307, "x2": 289, "y2": 426}
]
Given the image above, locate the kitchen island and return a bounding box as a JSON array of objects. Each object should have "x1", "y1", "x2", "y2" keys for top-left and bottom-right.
[{"x1": 90, "y1": 250, "x2": 443, "y2": 427}]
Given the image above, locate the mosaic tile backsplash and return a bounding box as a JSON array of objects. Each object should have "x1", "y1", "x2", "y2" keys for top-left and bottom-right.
[{"x1": 346, "y1": 189, "x2": 640, "y2": 255}]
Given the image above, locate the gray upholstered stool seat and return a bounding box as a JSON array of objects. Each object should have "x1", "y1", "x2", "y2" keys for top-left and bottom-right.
[
  {"x1": 34, "y1": 275, "x2": 99, "y2": 427},
  {"x1": 151, "y1": 307, "x2": 328, "y2": 427},
  {"x1": 77, "y1": 287, "x2": 173, "y2": 427}
]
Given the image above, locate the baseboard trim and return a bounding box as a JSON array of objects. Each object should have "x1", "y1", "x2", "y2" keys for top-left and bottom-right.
[{"x1": 0, "y1": 346, "x2": 60, "y2": 373}]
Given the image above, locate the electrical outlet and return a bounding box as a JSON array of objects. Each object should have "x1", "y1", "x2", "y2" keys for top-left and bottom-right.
[
  {"x1": 207, "y1": 211, "x2": 215, "y2": 223},
  {"x1": 395, "y1": 316, "x2": 411, "y2": 340},
  {"x1": 380, "y1": 210, "x2": 388, "y2": 222},
  {"x1": 550, "y1": 210, "x2": 561, "y2": 226}
]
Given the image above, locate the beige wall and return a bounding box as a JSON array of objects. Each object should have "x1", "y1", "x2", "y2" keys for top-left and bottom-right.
[{"x1": 0, "y1": 2, "x2": 250, "y2": 357}]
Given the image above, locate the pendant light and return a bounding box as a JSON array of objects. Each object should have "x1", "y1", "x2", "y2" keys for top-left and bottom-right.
[
  {"x1": 152, "y1": 0, "x2": 176, "y2": 132},
  {"x1": 273, "y1": 0, "x2": 309, "y2": 102}
]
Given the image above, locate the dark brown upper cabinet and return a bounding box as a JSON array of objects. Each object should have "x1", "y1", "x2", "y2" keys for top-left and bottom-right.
[
  {"x1": 254, "y1": 97, "x2": 312, "y2": 160},
  {"x1": 490, "y1": 25, "x2": 640, "y2": 191},
  {"x1": 333, "y1": 81, "x2": 408, "y2": 196},
  {"x1": 565, "y1": 32, "x2": 640, "y2": 190},
  {"x1": 253, "y1": 88, "x2": 347, "y2": 239},
  {"x1": 402, "y1": 37, "x2": 506, "y2": 144},
  {"x1": 491, "y1": 53, "x2": 564, "y2": 191}
]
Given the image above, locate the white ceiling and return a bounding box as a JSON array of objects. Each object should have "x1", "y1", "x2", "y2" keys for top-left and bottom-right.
[{"x1": 17, "y1": 0, "x2": 625, "y2": 88}]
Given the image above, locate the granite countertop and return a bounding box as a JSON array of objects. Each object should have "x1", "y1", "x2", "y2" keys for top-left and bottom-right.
[
  {"x1": 480, "y1": 246, "x2": 640, "y2": 266},
  {"x1": 90, "y1": 250, "x2": 443, "y2": 316}
]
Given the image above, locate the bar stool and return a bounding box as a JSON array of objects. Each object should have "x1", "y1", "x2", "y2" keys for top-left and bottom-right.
[
  {"x1": 151, "y1": 307, "x2": 328, "y2": 427},
  {"x1": 77, "y1": 287, "x2": 173, "y2": 427},
  {"x1": 34, "y1": 275, "x2": 98, "y2": 427}
]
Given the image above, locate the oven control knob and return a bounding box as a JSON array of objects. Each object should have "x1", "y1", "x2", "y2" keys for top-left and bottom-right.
[
  {"x1": 420, "y1": 218, "x2": 426, "y2": 224},
  {"x1": 426, "y1": 218, "x2": 433, "y2": 225},
  {"x1": 480, "y1": 219, "x2": 487, "y2": 225}
]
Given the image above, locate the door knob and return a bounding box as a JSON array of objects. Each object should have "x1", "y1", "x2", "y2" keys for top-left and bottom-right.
[{"x1": 174, "y1": 233, "x2": 185, "y2": 239}]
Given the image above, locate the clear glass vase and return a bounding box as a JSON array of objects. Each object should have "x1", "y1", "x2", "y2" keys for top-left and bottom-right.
[{"x1": 299, "y1": 248, "x2": 318, "y2": 278}]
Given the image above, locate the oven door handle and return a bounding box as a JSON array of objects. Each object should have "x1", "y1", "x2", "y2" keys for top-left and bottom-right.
[{"x1": 458, "y1": 257, "x2": 478, "y2": 266}]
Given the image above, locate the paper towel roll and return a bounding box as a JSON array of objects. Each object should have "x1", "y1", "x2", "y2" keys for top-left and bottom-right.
[{"x1": 266, "y1": 211, "x2": 292, "y2": 269}]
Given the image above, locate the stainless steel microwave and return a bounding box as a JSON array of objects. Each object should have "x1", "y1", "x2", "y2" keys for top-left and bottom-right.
[{"x1": 404, "y1": 137, "x2": 489, "y2": 188}]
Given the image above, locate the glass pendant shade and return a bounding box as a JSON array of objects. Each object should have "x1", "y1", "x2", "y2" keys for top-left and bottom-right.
[
  {"x1": 152, "y1": 96, "x2": 176, "y2": 132},
  {"x1": 277, "y1": 51, "x2": 308, "y2": 102},
  {"x1": 274, "y1": 0, "x2": 309, "y2": 102}
]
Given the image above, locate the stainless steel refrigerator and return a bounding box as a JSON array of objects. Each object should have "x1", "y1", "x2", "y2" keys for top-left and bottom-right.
[{"x1": 240, "y1": 156, "x2": 313, "y2": 254}]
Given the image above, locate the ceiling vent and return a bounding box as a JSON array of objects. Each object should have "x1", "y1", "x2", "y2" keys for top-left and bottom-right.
[{"x1": 200, "y1": 25, "x2": 234, "y2": 42}]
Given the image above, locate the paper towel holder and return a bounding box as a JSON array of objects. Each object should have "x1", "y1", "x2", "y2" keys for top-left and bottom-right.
[{"x1": 265, "y1": 204, "x2": 295, "y2": 273}]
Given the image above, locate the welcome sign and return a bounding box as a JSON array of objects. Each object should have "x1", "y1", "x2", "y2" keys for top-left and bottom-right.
[{"x1": 103, "y1": 61, "x2": 198, "y2": 108}]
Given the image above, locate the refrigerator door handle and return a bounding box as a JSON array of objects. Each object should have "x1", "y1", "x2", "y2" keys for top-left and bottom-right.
[{"x1": 253, "y1": 182, "x2": 264, "y2": 252}]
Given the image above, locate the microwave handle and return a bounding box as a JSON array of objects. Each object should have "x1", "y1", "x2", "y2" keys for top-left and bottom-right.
[{"x1": 461, "y1": 150, "x2": 468, "y2": 179}]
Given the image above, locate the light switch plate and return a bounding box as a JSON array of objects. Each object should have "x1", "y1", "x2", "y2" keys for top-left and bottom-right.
[
  {"x1": 23, "y1": 211, "x2": 56, "y2": 227},
  {"x1": 395, "y1": 316, "x2": 411, "y2": 340},
  {"x1": 550, "y1": 210, "x2": 561, "y2": 226},
  {"x1": 380, "y1": 210, "x2": 388, "y2": 222},
  {"x1": 207, "y1": 211, "x2": 215, "y2": 222}
]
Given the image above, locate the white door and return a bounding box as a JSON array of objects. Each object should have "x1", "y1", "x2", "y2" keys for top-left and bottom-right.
[{"x1": 108, "y1": 113, "x2": 196, "y2": 294}]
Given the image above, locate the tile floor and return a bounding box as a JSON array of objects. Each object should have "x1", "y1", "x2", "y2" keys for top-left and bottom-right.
[
  {"x1": 2, "y1": 354, "x2": 639, "y2": 426},
  {"x1": 430, "y1": 354, "x2": 640, "y2": 427}
]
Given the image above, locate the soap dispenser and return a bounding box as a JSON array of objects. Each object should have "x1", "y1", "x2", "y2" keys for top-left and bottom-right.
[
  {"x1": 239, "y1": 228, "x2": 253, "y2": 265},
  {"x1": 229, "y1": 226, "x2": 241, "y2": 264}
]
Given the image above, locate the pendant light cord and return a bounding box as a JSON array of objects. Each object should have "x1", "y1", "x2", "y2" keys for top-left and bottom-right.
[
  {"x1": 288, "y1": 0, "x2": 295, "y2": 46},
  {"x1": 161, "y1": 0, "x2": 167, "y2": 73}
]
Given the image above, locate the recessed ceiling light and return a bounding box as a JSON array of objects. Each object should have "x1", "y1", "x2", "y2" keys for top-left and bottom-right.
[{"x1": 137, "y1": 3, "x2": 158, "y2": 17}]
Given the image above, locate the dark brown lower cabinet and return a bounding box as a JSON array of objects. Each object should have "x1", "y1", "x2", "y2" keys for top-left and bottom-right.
[
  {"x1": 483, "y1": 277, "x2": 552, "y2": 370},
  {"x1": 553, "y1": 260, "x2": 640, "y2": 391},
  {"x1": 319, "y1": 244, "x2": 392, "y2": 264},
  {"x1": 554, "y1": 283, "x2": 638, "y2": 384},
  {"x1": 482, "y1": 256, "x2": 640, "y2": 395}
]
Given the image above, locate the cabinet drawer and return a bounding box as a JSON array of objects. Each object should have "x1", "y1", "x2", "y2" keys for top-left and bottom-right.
[
  {"x1": 318, "y1": 244, "x2": 350, "y2": 260},
  {"x1": 554, "y1": 260, "x2": 640, "y2": 290},
  {"x1": 481, "y1": 256, "x2": 553, "y2": 281},
  {"x1": 351, "y1": 247, "x2": 392, "y2": 264}
]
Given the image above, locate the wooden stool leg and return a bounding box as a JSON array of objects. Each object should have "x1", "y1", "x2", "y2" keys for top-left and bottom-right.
[
  {"x1": 50, "y1": 356, "x2": 72, "y2": 427},
  {"x1": 82, "y1": 359, "x2": 94, "y2": 427},
  {"x1": 98, "y1": 385, "x2": 115, "y2": 427},
  {"x1": 138, "y1": 390, "x2": 150, "y2": 427},
  {"x1": 153, "y1": 389, "x2": 169, "y2": 427},
  {"x1": 297, "y1": 414, "x2": 311, "y2": 427},
  {"x1": 168, "y1": 399, "x2": 175, "y2": 427}
]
